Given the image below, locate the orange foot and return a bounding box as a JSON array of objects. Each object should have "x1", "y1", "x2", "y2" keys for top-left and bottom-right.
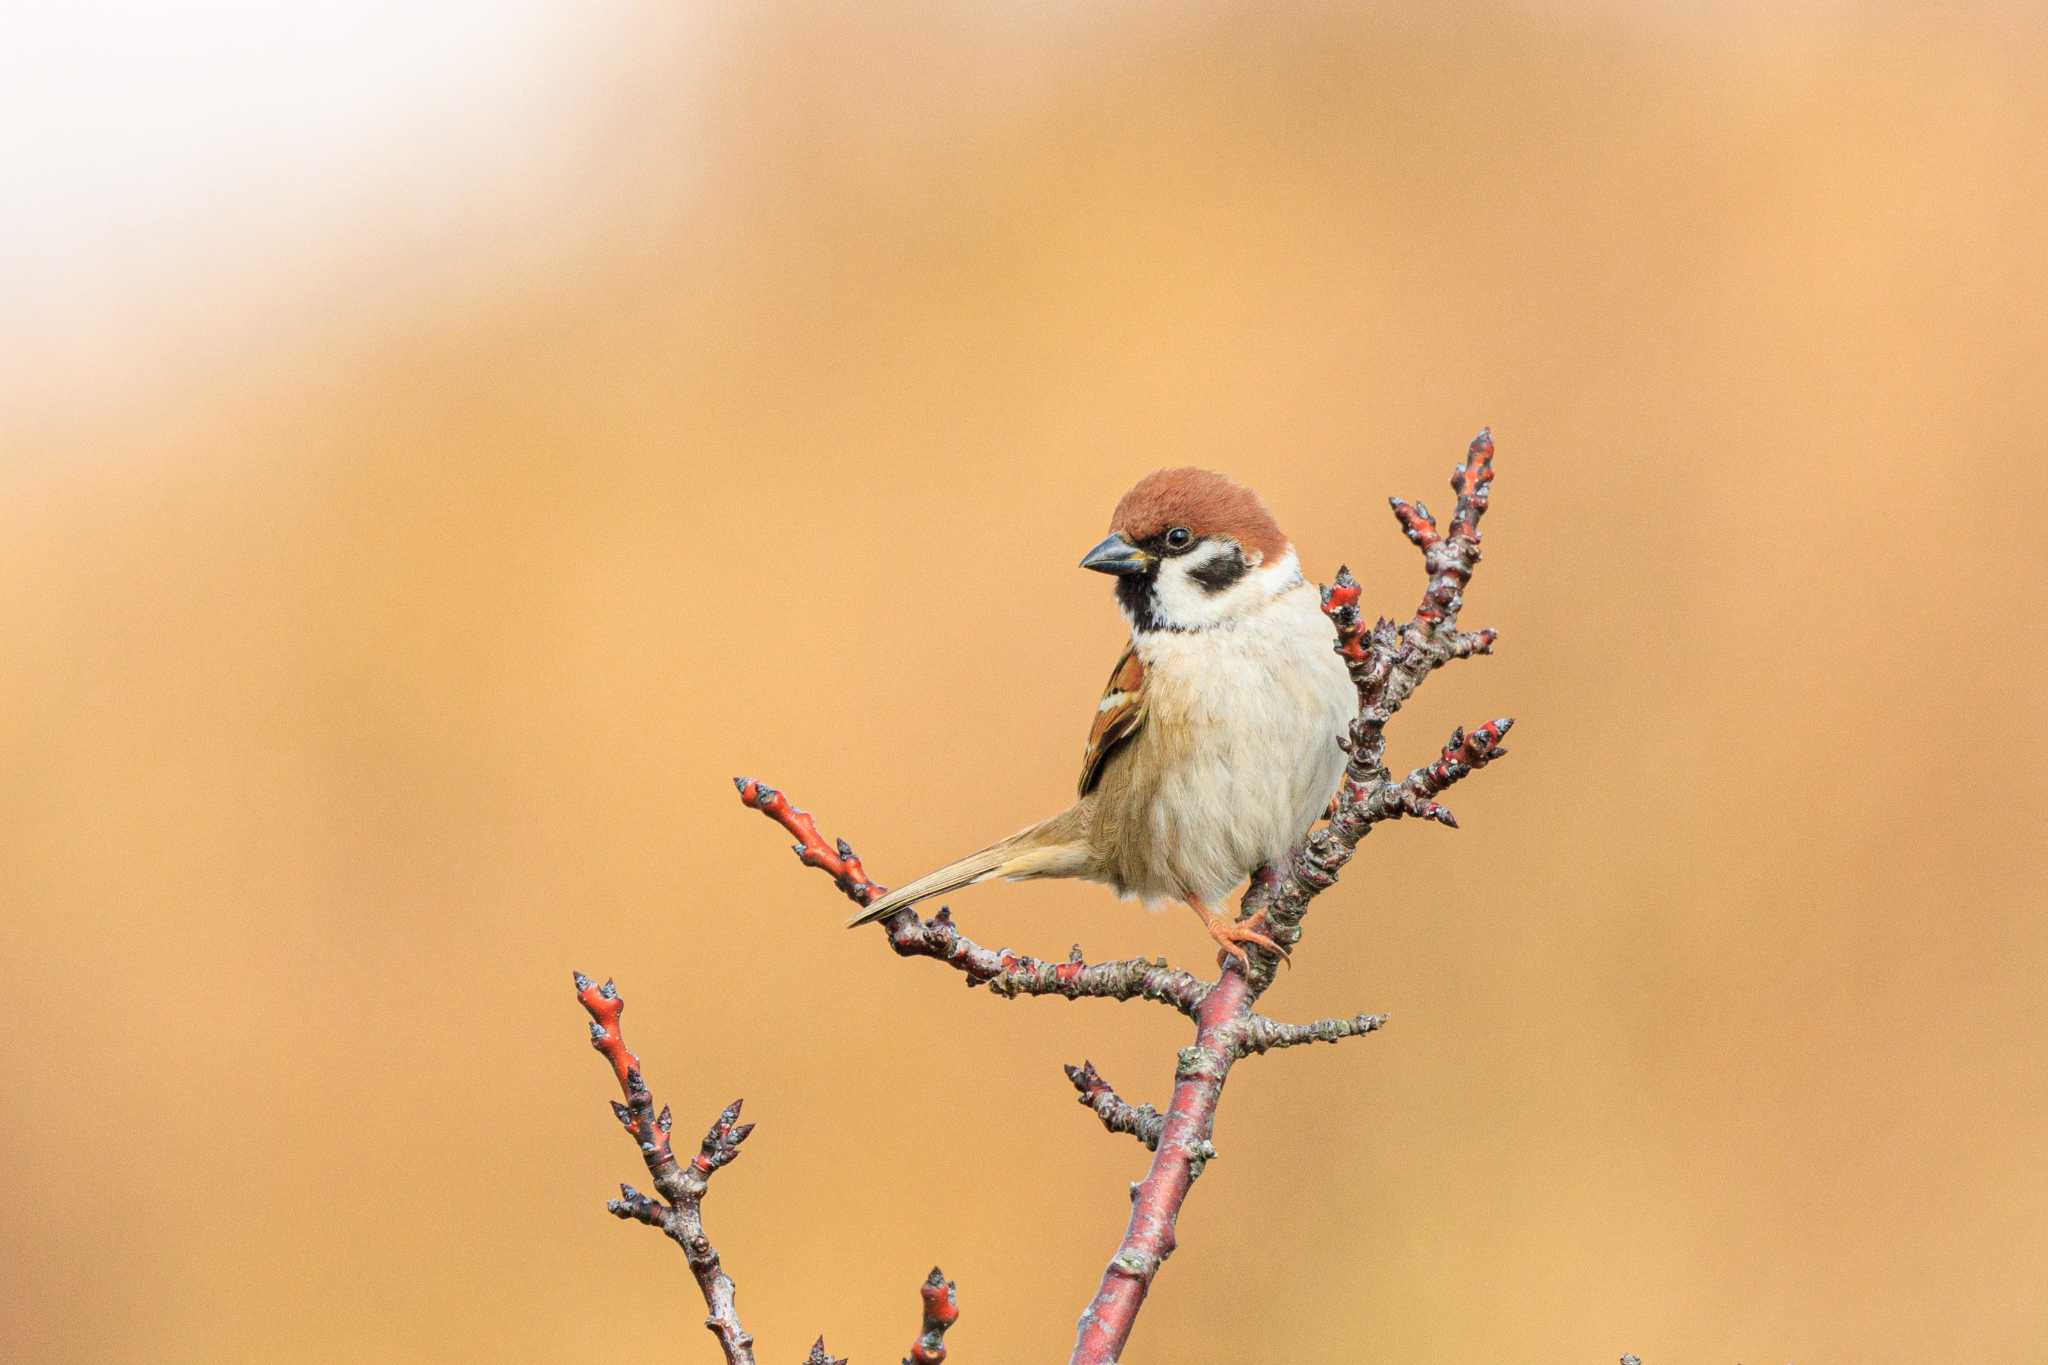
[{"x1": 1193, "y1": 901, "x2": 1291, "y2": 971}]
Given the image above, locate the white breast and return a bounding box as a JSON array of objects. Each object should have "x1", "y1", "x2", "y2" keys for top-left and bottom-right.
[{"x1": 1123, "y1": 556, "x2": 1356, "y2": 905}]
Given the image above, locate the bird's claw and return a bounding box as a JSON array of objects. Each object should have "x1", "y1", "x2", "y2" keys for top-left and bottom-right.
[{"x1": 1204, "y1": 907, "x2": 1291, "y2": 970}]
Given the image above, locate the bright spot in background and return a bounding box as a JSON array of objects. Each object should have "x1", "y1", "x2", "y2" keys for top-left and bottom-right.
[{"x1": 0, "y1": 3, "x2": 642, "y2": 400}]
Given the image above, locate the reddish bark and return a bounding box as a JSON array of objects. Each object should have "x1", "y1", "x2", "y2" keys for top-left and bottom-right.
[
  {"x1": 1065, "y1": 1061, "x2": 1166, "y2": 1151},
  {"x1": 1448, "y1": 428, "x2": 1496, "y2": 542},
  {"x1": 1231, "y1": 428, "x2": 1509, "y2": 983},
  {"x1": 737, "y1": 778, "x2": 1209, "y2": 1015},
  {"x1": 1381, "y1": 426, "x2": 1495, "y2": 627},
  {"x1": 1070, "y1": 966, "x2": 1248, "y2": 1361},
  {"x1": 576, "y1": 970, "x2": 962, "y2": 1365},
  {"x1": 735, "y1": 779, "x2": 884, "y2": 906},
  {"x1": 575, "y1": 972, "x2": 757, "y2": 1365},
  {"x1": 906, "y1": 1267, "x2": 961, "y2": 1365}
]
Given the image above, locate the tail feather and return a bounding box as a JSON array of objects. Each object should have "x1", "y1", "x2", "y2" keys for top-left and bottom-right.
[
  {"x1": 846, "y1": 844, "x2": 1014, "y2": 927},
  {"x1": 845, "y1": 813, "x2": 1089, "y2": 927}
]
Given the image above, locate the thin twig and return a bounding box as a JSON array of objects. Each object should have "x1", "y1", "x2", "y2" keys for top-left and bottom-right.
[
  {"x1": 1242, "y1": 429, "x2": 1505, "y2": 987},
  {"x1": 905, "y1": 1267, "x2": 961, "y2": 1365},
  {"x1": 576, "y1": 972, "x2": 959, "y2": 1364},
  {"x1": 1232, "y1": 1011, "x2": 1388, "y2": 1058},
  {"x1": 1065, "y1": 1061, "x2": 1167, "y2": 1151},
  {"x1": 576, "y1": 973, "x2": 758, "y2": 1365},
  {"x1": 737, "y1": 779, "x2": 1207, "y2": 1018}
]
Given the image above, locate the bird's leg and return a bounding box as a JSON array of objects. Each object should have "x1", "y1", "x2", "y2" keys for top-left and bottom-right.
[{"x1": 1190, "y1": 897, "x2": 1290, "y2": 970}]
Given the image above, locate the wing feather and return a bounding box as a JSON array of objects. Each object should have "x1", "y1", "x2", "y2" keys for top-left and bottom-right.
[{"x1": 1078, "y1": 642, "x2": 1146, "y2": 796}]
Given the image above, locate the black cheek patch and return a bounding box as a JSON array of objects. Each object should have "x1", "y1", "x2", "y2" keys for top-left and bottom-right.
[{"x1": 1189, "y1": 547, "x2": 1248, "y2": 594}]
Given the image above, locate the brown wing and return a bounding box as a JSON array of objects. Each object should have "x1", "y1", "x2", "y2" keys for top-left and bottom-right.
[{"x1": 1078, "y1": 641, "x2": 1146, "y2": 797}]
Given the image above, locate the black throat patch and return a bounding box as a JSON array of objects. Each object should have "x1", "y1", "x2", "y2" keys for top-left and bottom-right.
[{"x1": 1115, "y1": 570, "x2": 1164, "y2": 632}]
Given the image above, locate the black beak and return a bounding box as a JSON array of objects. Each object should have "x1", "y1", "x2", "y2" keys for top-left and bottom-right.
[{"x1": 1080, "y1": 533, "x2": 1151, "y2": 576}]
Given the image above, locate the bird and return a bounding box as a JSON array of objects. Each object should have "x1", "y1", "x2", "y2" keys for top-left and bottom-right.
[{"x1": 847, "y1": 467, "x2": 1358, "y2": 968}]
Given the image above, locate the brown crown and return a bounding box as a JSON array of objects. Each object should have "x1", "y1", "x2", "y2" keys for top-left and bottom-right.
[{"x1": 1109, "y1": 468, "x2": 1287, "y2": 562}]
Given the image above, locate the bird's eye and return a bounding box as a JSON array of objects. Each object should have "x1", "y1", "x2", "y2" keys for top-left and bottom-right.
[{"x1": 1164, "y1": 527, "x2": 1193, "y2": 550}]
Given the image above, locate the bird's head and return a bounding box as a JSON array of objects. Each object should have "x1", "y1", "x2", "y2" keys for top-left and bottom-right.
[{"x1": 1081, "y1": 468, "x2": 1298, "y2": 632}]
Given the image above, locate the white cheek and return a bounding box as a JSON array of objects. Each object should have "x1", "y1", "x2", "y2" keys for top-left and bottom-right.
[
  {"x1": 1151, "y1": 562, "x2": 1221, "y2": 629},
  {"x1": 1151, "y1": 541, "x2": 1266, "y2": 630}
]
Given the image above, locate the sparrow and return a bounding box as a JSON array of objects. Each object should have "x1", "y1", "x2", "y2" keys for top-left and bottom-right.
[{"x1": 849, "y1": 467, "x2": 1357, "y2": 967}]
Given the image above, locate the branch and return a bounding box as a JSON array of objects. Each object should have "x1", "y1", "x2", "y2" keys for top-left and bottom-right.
[
  {"x1": 575, "y1": 972, "x2": 758, "y2": 1365},
  {"x1": 1232, "y1": 1010, "x2": 1388, "y2": 1058},
  {"x1": 1070, "y1": 968, "x2": 1242, "y2": 1360},
  {"x1": 1065, "y1": 1061, "x2": 1166, "y2": 1151},
  {"x1": 1241, "y1": 428, "x2": 1509, "y2": 985},
  {"x1": 905, "y1": 1267, "x2": 961, "y2": 1365},
  {"x1": 576, "y1": 972, "x2": 961, "y2": 1364},
  {"x1": 1346, "y1": 718, "x2": 1515, "y2": 831},
  {"x1": 736, "y1": 778, "x2": 1207, "y2": 1018}
]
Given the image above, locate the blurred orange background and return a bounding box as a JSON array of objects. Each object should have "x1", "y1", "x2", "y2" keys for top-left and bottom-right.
[{"x1": 3, "y1": 4, "x2": 2043, "y2": 1362}]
